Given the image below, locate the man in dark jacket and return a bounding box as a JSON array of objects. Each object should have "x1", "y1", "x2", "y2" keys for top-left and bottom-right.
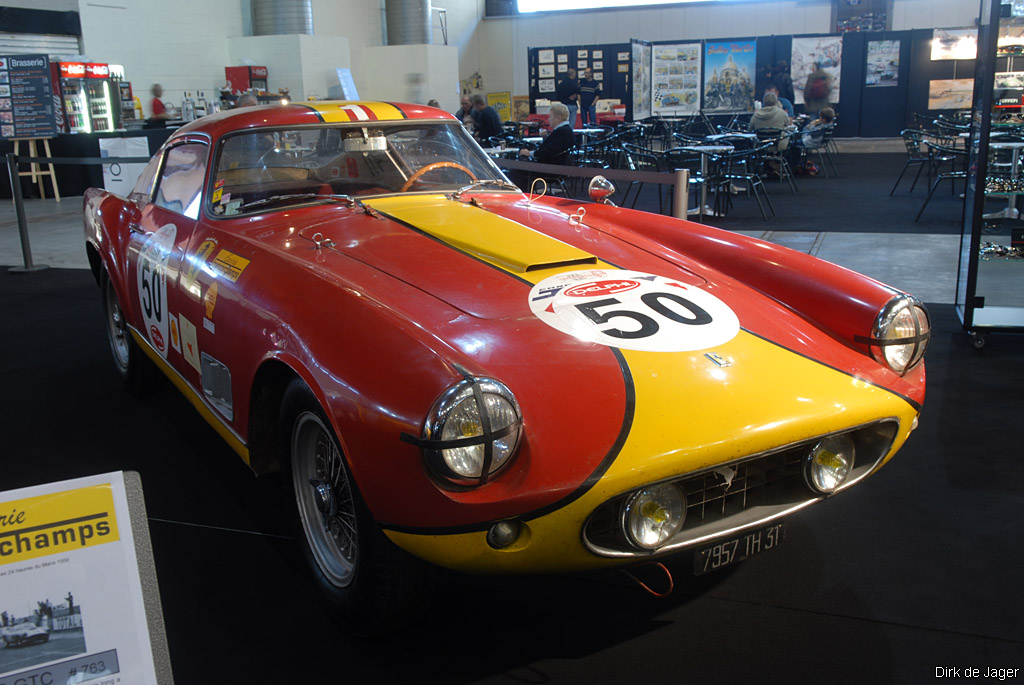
[
  {"x1": 471, "y1": 94, "x2": 504, "y2": 142},
  {"x1": 520, "y1": 102, "x2": 574, "y2": 164},
  {"x1": 555, "y1": 68, "x2": 580, "y2": 128}
]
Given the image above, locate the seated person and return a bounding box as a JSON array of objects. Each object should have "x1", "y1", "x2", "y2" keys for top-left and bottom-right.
[
  {"x1": 763, "y1": 84, "x2": 794, "y2": 118},
  {"x1": 799, "y1": 107, "x2": 835, "y2": 147},
  {"x1": 750, "y1": 92, "x2": 792, "y2": 138},
  {"x1": 518, "y1": 102, "x2": 574, "y2": 165}
]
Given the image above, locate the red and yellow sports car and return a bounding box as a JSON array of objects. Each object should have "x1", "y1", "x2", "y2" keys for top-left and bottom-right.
[{"x1": 83, "y1": 101, "x2": 929, "y2": 635}]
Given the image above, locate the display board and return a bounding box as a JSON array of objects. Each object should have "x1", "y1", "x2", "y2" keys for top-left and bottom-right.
[
  {"x1": 651, "y1": 43, "x2": 701, "y2": 115},
  {"x1": 703, "y1": 41, "x2": 756, "y2": 113},
  {"x1": 0, "y1": 54, "x2": 60, "y2": 140},
  {"x1": 528, "y1": 43, "x2": 629, "y2": 116},
  {"x1": 866, "y1": 40, "x2": 900, "y2": 87},
  {"x1": 931, "y1": 28, "x2": 978, "y2": 61},
  {"x1": 792, "y1": 36, "x2": 843, "y2": 106},
  {"x1": 631, "y1": 39, "x2": 652, "y2": 120}
]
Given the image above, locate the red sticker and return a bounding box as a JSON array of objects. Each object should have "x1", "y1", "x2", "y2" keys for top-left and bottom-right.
[
  {"x1": 564, "y1": 280, "x2": 640, "y2": 298},
  {"x1": 150, "y1": 325, "x2": 165, "y2": 352}
]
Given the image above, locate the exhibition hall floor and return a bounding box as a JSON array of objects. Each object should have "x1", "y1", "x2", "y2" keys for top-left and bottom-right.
[{"x1": 2, "y1": 156, "x2": 1021, "y2": 683}]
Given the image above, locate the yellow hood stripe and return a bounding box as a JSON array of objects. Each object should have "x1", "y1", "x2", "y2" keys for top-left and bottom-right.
[{"x1": 305, "y1": 101, "x2": 406, "y2": 123}]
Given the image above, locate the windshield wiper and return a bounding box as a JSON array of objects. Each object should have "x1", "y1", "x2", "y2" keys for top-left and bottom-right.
[
  {"x1": 449, "y1": 180, "x2": 522, "y2": 200},
  {"x1": 238, "y1": 193, "x2": 356, "y2": 211}
]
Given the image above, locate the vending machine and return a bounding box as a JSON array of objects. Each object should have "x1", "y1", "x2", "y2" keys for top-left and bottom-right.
[
  {"x1": 84, "y1": 63, "x2": 118, "y2": 132},
  {"x1": 225, "y1": 65, "x2": 268, "y2": 95},
  {"x1": 59, "y1": 61, "x2": 90, "y2": 132}
]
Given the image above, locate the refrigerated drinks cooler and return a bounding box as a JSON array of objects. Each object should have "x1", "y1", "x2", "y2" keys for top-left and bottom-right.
[
  {"x1": 225, "y1": 65, "x2": 268, "y2": 94},
  {"x1": 58, "y1": 61, "x2": 119, "y2": 133}
]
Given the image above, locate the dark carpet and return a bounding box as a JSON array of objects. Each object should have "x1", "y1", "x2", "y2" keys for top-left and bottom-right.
[
  {"x1": 627, "y1": 152, "x2": 967, "y2": 234},
  {"x1": 1, "y1": 268, "x2": 1021, "y2": 683}
]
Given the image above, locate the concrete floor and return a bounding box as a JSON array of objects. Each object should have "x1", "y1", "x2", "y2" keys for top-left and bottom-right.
[{"x1": 1, "y1": 193, "x2": 960, "y2": 305}]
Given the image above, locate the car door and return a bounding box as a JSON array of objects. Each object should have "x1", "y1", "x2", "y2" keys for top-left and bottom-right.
[{"x1": 126, "y1": 137, "x2": 210, "y2": 386}]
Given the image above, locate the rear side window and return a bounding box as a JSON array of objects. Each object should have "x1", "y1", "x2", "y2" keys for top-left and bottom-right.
[{"x1": 153, "y1": 143, "x2": 209, "y2": 219}]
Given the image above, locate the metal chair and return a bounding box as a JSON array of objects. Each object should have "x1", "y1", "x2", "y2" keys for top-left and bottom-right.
[
  {"x1": 890, "y1": 129, "x2": 930, "y2": 195},
  {"x1": 914, "y1": 142, "x2": 968, "y2": 221},
  {"x1": 753, "y1": 127, "x2": 799, "y2": 194}
]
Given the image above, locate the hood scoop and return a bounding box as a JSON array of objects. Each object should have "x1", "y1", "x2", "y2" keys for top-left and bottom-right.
[{"x1": 362, "y1": 196, "x2": 597, "y2": 274}]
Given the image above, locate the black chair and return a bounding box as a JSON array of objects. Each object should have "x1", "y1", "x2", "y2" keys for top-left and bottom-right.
[
  {"x1": 914, "y1": 142, "x2": 968, "y2": 221},
  {"x1": 706, "y1": 144, "x2": 776, "y2": 220},
  {"x1": 621, "y1": 143, "x2": 666, "y2": 213},
  {"x1": 660, "y1": 146, "x2": 706, "y2": 218},
  {"x1": 890, "y1": 129, "x2": 930, "y2": 195},
  {"x1": 753, "y1": 127, "x2": 799, "y2": 194}
]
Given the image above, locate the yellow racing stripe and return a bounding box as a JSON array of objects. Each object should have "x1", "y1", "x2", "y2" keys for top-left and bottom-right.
[{"x1": 304, "y1": 101, "x2": 406, "y2": 123}]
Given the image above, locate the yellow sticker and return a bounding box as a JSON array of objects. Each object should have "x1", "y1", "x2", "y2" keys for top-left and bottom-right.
[
  {"x1": 212, "y1": 188, "x2": 223, "y2": 203},
  {"x1": 184, "y1": 238, "x2": 218, "y2": 284},
  {"x1": 0, "y1": 485, "x2": 121, "y2": 565},
  {"x1": 205, "y1": 281, "x2": 219, "y2": 319},
  {"x1": 211, "y1": 249, "x2": 251, "y2": 282}
]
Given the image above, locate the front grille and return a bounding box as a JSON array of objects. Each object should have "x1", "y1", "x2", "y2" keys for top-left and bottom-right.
[{"x1": 582, "y1": 419, "x2": 899, "y2": 558}]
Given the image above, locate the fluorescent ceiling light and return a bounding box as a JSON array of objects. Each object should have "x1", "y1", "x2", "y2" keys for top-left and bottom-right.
[{"x1": 518, "y1": 0, "x2": 708, "y2": 12}]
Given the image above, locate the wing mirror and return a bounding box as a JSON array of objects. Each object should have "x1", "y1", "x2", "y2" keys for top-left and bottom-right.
[{"x1": 588, "y1": 176, "x2": 616, "y2": 205}]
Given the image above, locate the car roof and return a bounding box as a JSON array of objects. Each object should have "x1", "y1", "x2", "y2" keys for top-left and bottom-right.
[{"x1": 170, "y1": 100, "x2": 457, "y2": 141}]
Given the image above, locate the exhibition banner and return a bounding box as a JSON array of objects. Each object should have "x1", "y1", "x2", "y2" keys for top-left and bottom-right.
[
  {"x1": 631, "y1": 39, "x2": 652, "y2": 120},
  {"x1": 791, "y1": 36, "x2": 842, "y2": 105},
  {"x1": 866, "y1": 40, "x2": 899, "y2": 87},
  {"x1": 0, "y1": 472, "x2": 161, "y2": 684},
  {"x1": 651, "y1": 43, "x2": 701, "y2": 115},
  {"x1": 702, "y1": 41, "x2": 756, "y2": 113}
]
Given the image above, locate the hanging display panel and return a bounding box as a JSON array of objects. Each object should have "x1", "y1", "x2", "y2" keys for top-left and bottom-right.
[
  {"x1": 927, "y1": 78, "x2": 974, "y2": 110},
  {"x1": 631, "y1": 39, "x2": 652, "y2": 120},
  {"x1": 866, "y1": 40, "x2": 899, "y2": 87},
  {"x1": 651, "y1": 43, "x2": 701, "y2": 115},
  {"x1": 703, "y1": 41, "x2": 756, "y2": 113},
  {"x1": 792, "y1": 36, "x2": 842, "y2": 106},
  {"x1": 931, "y1": 28, "x2": 978, "y2": 61}
]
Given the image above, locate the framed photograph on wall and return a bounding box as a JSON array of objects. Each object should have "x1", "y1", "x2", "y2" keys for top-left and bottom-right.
[
  {"x1": 617, "y1": 63, "x2": 629, "y2": 73},
  {"x1": 558, "y1": 64, "x2": 568, "y2": 73},
  {"x1": 595, "y1": 72, "x2": 604, "y2": 81},
  {"x1": 593, "y1": 50, "x2": 603, "y2": 59},
  {"x1": 539, "y1": 78, "x2": 556, "y2": 93},
  {"x1": 578, "y1": 60, "x2": 588, "y2": 70},
  {"x1": 578, "y1": 49, "x2": 589, "y2": 59},
  {"x1": 539, "y1": 49, "x2": 555, "y2": 63},
  {"x1": 594, "y1": 61, "x2": 603, "y2": 71},
  {"x1": 539, "y1": 64, "x2": 555, "y2": 78},
  {"x1": 557, "y1": 54, "x2": 568, "y2": 63}
]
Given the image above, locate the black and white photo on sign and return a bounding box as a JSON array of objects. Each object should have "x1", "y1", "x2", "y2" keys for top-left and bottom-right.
[
  {"x1": 539, "y1": 78, "x2": 556, "y2": 93},
  {"x1": 0, "y1": 72, "x2": 8, "y2": 84},
  {"x1": 578, "y1": 60, "x2": 588, "y2": 70},
  {"x1": 617, "y1": 52, "x2": 630, "y2": 61},
  {"x1": 578, "y1": 49, "x2": 588, "y2": 59},
  {"x1": 595, "y1": 72, "x2": 604, "y2": 81},
  {"x1": 594, "y1": 61, "x2": 603, "y2": 71},
  {"x1": 0, "y1": 574, "x2": 89, "y2": 676},
  {"x1": 539, "y1": 49, "x2": 555, "y2": 63},
  {"x1": 557, "y1": 54, "x2": 568, "y2": 63},
  {"x1": 558, "y1": 64, "x2": 568, "y2": 73},
  {"x1": 593, "y1": 50, "x2": 603, "y2": 59},
  {"x1": 539, "y1": 64, "x2": 555, "y2": 78}
]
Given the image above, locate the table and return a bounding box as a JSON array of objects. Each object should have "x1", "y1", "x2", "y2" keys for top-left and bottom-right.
[
  {"x1": 574, "y1": 128, "x2": 606, "y2": 146},
  {"x1": 677, "y1": 144, "x2": 733, "y2": 218}
]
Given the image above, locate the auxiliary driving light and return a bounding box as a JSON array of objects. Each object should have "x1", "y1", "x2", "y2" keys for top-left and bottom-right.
[
  {"x1": 623, "y1": 483, "x2": 686, "y2": 550},
  {"x1": 804, "y1": 433, "x2": 855, "y2": 494},
  {"x1": 486, "y1": 519, "x2": 521, "y2": 549}
]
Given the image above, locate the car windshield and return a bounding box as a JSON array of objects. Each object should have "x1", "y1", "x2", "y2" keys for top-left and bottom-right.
[{"x1": 209, "y1": 121, "x2": 512, "y2": 216}]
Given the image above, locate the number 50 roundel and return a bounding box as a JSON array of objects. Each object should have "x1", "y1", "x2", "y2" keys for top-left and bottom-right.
[
  {"x1": 528, "y1": 269, "x2": 739, "y2": 353},
  {"x1": 137, "y1": 224, "x2": 177, "y2": 358}
]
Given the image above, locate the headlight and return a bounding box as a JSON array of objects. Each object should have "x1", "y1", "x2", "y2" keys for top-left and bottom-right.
[
  {"x1": 868, "y1": 296, "x2": 930, "y2": 375},
  {"x1": 622, "y1": 483, "x2": 686, "y2": 550},
  {"x1": 804, "y1": 433, "x2": 855, "y2": 494},
  {"x1": 418, "y1": 377, "x2": 522, "y2": 487}
]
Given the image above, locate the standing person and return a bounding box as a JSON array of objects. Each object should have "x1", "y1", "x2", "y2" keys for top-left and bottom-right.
[
  {"x1": 454, "y1": 95, "x2": 474, "y2": 127},
  {"x1": 803, "y1": 62, "x2": 833, "y2": 118},
  {"x1": 471, "y1": 93, "x2": 503, "y2": 142},
  {"x1": 149, "y1": 84, "x2": 170, "y2": 121},
  {"x1": 773, "y1": 60, "x2": 795, "y2": 104},
  {"x1": 555, "y1": 68, "x2": 580, "y2": 128},
  {"x1": 578, "y1": 67, "x2": 601, "y2": 126}
]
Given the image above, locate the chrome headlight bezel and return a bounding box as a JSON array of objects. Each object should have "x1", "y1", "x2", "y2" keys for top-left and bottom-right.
[
  {"x1": 803, "y1": 433, "x2": 856, "y2": 494},
  {"x1": 416, "y1": 376, "x2": 523, "y2": 488},
  {"x1": 621, "y1": 483, "x2": 687, "y2": 550},
  {"x1": 867, "y1": 295, "x2": 930, "y2": 375}
]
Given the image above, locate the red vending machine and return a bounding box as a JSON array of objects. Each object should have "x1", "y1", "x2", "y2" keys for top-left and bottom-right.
[
  {"x1": 225, "y1": 65, "x2": 268, "y2": 94},
  {"x1": 84, "y1": 63, "x2": 118, "y2": 132},
  {"x1": 59, "y1": 61, "x2": 90, "y2": 132}
]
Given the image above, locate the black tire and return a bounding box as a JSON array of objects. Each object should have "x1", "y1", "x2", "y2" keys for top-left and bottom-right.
[
  {"x1": 101, "y1": 270, "x2": 160, "y2": 393},
  {"x1": 280, "y1": 378, "x2": 430, "y2": 636}
]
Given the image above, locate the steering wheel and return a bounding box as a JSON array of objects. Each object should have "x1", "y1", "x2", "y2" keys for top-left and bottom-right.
[{"x1": 400, "y1": 162, "x2": 476, "y2": 192}]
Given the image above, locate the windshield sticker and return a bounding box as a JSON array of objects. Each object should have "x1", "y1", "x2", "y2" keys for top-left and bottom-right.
[
  {"x1": 211, "y1": 188, "x2": 223, "y2": 204},
  {"x1": 528, "y1": 269, "x2": 740, "y2": 353},
  {"x1": 137, "y1": 224, "x2": 177, "y2": 358}
]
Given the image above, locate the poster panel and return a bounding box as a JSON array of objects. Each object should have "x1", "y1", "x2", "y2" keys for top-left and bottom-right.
[
  {"x1": 0, "y1": 55, "x2": 60, "y2": 140},
  {"x1": 488, "y1": 91, "x2": 512, "y2": 121},
  {"x1": 866, "y1": 40, "x2": 899, "y2": 87},
  {"x1": 631, "y1": 39, "x2": 652, "y2": 120},
  {"x1": 791, "y1": 36, "x2": 842, "y2": 105},
  {"x1": 928, "y1": 79, "x2": 974, "y2": 110},
  {"x1": 651, "y1": 42, "x2": 701, "y2": 115},
  {"x1": 931, "y1": 28, "x2": 978, "y2": 61},
  {"x1": 703, "y1": 41, "x2": 756, "y2": 114}
]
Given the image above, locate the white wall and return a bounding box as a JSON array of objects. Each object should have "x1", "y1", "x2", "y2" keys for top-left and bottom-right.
[{"x1": 361, "y1": 44, "x2": 460, "y2": 110}]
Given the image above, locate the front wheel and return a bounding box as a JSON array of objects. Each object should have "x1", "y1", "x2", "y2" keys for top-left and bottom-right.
[
  {"x1": 282, "y1": 379, "x2": 430, "y2": 636},
  {"x1": 102, "y1": 270, "x2": 160, "y2": 393}
]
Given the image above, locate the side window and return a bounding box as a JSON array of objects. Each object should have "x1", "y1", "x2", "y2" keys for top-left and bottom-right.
[
  {"x1": 129, "y1": 154, "x2": 162, "y2": 204},
  {"x1": 153, "y1": 143, "x2": 209, "y2": 220}
]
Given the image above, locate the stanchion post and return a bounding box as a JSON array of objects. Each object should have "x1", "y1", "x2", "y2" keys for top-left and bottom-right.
[
  {"x1": 7, "y1": 152, "x2": 49, "y2": 274},
  {"x1": 673, "y1": 168, "x2": 690, "y2": 219}
]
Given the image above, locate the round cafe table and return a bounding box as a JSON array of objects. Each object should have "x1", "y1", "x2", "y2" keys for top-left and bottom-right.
[{"x1": 677, "y1": 144, "x2": 733, "y2": 218}]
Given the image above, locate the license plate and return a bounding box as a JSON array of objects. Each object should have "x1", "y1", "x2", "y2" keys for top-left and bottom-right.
[{"x1": 693, "y1": 522, "x2": 785, "y2": 576}]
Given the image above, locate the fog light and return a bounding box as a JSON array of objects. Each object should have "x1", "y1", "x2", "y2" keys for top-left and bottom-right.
[
  {"x1": 623, "y1": 483, "x2": 685, "y2": 550},
  {"x1": 487, "y1": 519, "x2": 521, "y2": 549},
  {"x1": 804, "y1": 434, "x2": 855, "y2": 494}
]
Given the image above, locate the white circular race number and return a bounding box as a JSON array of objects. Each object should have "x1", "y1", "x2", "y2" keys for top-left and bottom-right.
[
  {"x1": 137, "y1": 224, "x2": 177, "y2": 358},
  {"x1": 528, "y1": 269, "x2": 739, "y2": 353}
]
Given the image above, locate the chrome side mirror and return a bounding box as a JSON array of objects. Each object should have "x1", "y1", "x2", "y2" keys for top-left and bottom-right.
[{"x1": 588, "y1": 175, "x2": 616, "y2": 205}]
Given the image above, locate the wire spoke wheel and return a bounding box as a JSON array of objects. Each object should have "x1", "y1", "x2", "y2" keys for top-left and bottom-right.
[
  {"x1": 105, "y1": 279, "x2": 131, "y2": 373},
  {"x1": 292, "y1": 411, "x2": 359, "y2": 587}
]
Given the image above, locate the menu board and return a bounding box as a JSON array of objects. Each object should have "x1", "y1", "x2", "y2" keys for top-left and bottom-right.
[{"x1": 0, "y1": 54, "x2": 60, "y2": 140}]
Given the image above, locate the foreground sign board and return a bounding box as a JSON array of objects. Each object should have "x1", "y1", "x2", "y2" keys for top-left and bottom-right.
[
  {"x1": 0, "y1": 54, "x2": 60, "y2": 140},
  {"x1": 0, "y1": 472, "x2": 167, "y2": 684}
]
